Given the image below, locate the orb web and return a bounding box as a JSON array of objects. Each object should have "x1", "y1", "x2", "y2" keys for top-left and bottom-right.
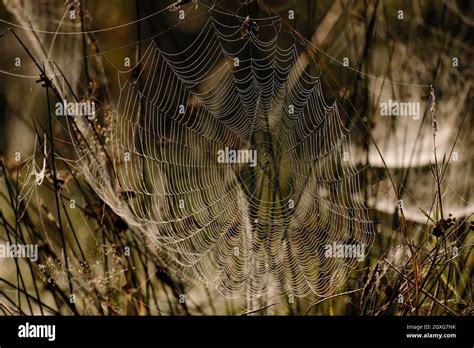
[
  {"x1": 2, "y1": 1, "x2": 374, "y2": 299},
  {"x1": 94, "y1": 10, "x2": 375, "y2": 299}
]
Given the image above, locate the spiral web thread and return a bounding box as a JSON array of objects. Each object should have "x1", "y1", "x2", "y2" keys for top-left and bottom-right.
[{"x1": 93, "y1": 9, "x2": 375, "y2": 299}]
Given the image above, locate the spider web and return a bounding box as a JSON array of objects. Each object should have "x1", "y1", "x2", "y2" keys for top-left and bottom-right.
[
  {"x1": 83, "y1": 8, "x2": 375, "y2": 299},
  {"x1": 2, "y1": 1, "x2": 375, "y2": 300}
]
